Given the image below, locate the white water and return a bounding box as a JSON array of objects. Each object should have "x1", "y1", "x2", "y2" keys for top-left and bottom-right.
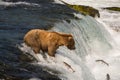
[
  {"x1": 0, "y1": 0, "x2": 40, "y2": 7},
  {"x1": 20, "y1": 17, "x2": 97, "y2": 80},
  {"x1": 57, "y1": 0, "x2": 120, "y2": 80},
  {"x1": 55, "y1": 0, "x2": 120, "y2": 8},
  {"x1": 20, "y1": 14, "x2": 119, "y2": 80},
  {"x1": 15, "y1": 0, "x2": 120, "y2": 80}
]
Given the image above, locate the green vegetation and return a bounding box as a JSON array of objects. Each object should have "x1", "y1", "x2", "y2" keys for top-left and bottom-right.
[
  {"x1": 68, "y1": 5, "x2": 100, "y2": 17},
  {"x1": 103, "y1": 7, "x2": 120, "y2": 12}
]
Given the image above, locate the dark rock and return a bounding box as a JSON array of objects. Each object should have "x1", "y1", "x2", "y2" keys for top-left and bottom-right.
[{"x1": 20, "y1": 63, "x2": 61, "y2": 80}]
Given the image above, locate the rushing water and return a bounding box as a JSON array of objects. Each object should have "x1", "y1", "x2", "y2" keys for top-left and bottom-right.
[
  {"x1": 62, "y1": 0, "x2": 120, "y2": 80},
  {"x1": 0, "y1": 0, "x2": 120, "y2": 80},
  {"x1": 55, "y1": 0, "x2": 120, "y2": 8}
]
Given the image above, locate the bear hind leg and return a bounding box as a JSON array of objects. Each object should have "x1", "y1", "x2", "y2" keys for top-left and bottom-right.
[{"x1": 32, "y1": 47, "x2": 40, "y2": 54}]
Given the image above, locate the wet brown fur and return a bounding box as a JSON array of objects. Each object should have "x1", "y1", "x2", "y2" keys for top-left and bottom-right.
[{"x1": 24, "y1": 29, "x2": 75, "y2": 57}]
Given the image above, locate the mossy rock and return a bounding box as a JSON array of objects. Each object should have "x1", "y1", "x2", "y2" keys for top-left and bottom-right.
[
  {"x1": 69, "y1": 5, "x2": 100, "y2": 17},
  {"x1": 103, "y1": 7, "x2": 120, "y2": 12},
  {"x1": 60, "y1": 0, "x2": 100, "y2": 17}
]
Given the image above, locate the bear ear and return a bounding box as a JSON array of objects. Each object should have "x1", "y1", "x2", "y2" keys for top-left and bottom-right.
[{"x1": 68, "y1": 36, "x2": 72, "y2": 41}]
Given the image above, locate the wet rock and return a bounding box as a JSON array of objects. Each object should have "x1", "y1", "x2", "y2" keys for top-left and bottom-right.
[
  {"x1": 60, "y1": 0, "x2": 100, "y2": 18},
  {"x1": 0, "y1": 61, "x2": 20, "y2": 80},
  {"x1": 19, "y1": 53, "x2": 38, "y2": 62},
  {"x1": 71, "y1": 5, "x2": 100, "y2": 17},
  {"x1": 103, "y1": 7, "x2": 120, "y2": 12},
  {"x1": 0, "y1": 61, "x2": 61, "y2": 80},
  {"x1": 20, "y1": 63, "x2": 61, "y2": 80}
]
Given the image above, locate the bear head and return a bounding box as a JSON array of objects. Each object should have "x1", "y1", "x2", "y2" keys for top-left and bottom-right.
[{"x1": 66, "y1": 36, "x2": 76, "y2": 50}]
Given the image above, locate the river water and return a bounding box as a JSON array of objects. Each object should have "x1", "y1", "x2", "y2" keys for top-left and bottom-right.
[{"x1": 0, "y1": 0, "x2": 120, "y2": 80}]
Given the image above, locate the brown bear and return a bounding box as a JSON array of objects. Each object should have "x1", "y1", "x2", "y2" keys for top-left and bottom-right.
[{"x1": 24, "y1": 29, "x2": 75, "y2": 57}]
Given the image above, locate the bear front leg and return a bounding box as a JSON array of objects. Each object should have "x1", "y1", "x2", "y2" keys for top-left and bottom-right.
[{"x1": 48, "y1": 46, "x2": 57, "y2": 57}]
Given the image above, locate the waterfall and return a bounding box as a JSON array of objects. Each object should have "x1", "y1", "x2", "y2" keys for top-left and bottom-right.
[
  {"x1": 20, "y1": 13, "x2": 116, "y2": 80},
  {"x1": 1, "y1": 0, "x2": 120, "y2": 79},
  {"x1": 53, "y1": 14, "x2": 112, "y2": 58}
]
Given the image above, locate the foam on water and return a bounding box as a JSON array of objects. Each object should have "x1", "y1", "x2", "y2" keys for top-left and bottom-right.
[
  {"x1": 87, "y1": 3, "x2": 120, "y2": 80},
  {"x1": 19, "y1": 43, "x2": 84, "y2": 80},
  {"x1": 55, "y1": 0, "x2": 120, "y2": 8},
  {"x1": 85, "y1": 41, "x2": 120, "y2": 80},
  {"x1": 97, "y1": 10, "x2": 120, "y2": 46},
  {"x1": 0, "y1": 0, "x2": 40, "y2": 7}
]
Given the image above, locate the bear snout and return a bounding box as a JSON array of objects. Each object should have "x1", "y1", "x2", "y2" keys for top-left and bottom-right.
[
  {"x1": 71, "y1": 46, "x2": 76, "y2": 50},
  {"x1": 68, "y1": 46, "x2": 76, "y2": 50}
]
